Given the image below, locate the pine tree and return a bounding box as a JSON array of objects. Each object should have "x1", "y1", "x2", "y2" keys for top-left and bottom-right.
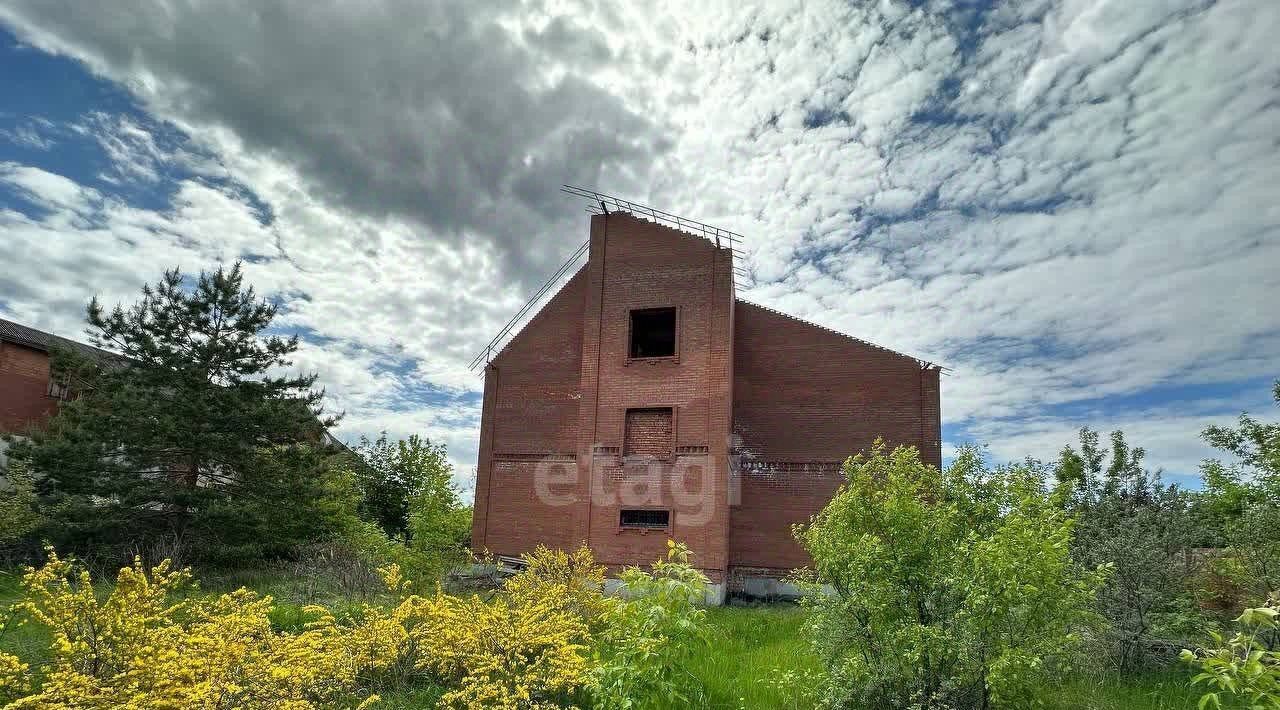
[{"x1": 7, "y1": 262, "x2": 343, "y2": 564}]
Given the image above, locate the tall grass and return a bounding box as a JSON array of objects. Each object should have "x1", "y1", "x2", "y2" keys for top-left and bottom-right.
[
  {"x1": 682, "y1": 604, "x2": 1203, "y2": 710},
  {"x1": 1045, "y1": 671, "x2": 1202, "y2": 710},
  {"x1": 685, "y1": 604, "x2": 822, "y2": 709}
]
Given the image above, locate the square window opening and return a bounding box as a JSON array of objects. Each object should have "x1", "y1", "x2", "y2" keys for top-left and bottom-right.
[
  {"x1": 620, "y1": 509, "x2": 670, "y2": 529},
  {"x1": 624, "y1": 407, "x2": 674, "y2": 458},
  {"x1": 629, "y1": 307, "x2": 676, "y2": 358}
]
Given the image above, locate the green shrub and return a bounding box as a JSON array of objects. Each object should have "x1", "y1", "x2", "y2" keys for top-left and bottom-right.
[
  {"x1": 0, "y1": 460, "x2": 42, "y2": 557},
  {"x1": 336, "y1": 517, "x2": 445, "y2": 586},
  {"x1": 1182, "y1": 599, "x2": 1280, "y2": 709},
  {"x1": 1195, "y1": 380, "x2": 1280, "y2": 614},
  {"x1": 796, "y1": 442, "x2": 1105, "y2": 709},
  {"x1": 590, "y1": 540, "x2": 711, "y2": 709}
]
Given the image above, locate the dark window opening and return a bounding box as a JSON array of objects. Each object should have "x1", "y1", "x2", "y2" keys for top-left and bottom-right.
[
  {"x1": 629, "y1": 307, "x2": 676, "y2": 358},
  {"x1": 620, "y1": 509, "x2": 670, "y2": 529}
]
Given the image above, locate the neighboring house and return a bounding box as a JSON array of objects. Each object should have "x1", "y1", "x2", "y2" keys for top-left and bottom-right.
[
  {"x1": 471, "y1": 210, "x2": 942, "y2": 602},
  {"x1": 0, "y1": 317, "x2": 111, "y2": 468},
  {"x1": 0, "y1": 316, "x2": 343, "y2": 467},
  {"x1": 0, "y1": 317, "x2": 109, "y2": 434}
]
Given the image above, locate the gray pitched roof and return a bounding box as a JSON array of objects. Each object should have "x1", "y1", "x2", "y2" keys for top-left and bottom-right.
[{"x1": 0, "y1": 317, "x2": 116, "y2": 360}]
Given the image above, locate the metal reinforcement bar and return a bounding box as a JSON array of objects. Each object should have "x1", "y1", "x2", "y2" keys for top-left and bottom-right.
[
  {"x1": 468, "y1": 240, "x2": 589, "y2": 370},
  {"x1": 560, "y1": 185, "x2": 745, "y2": 249},
  {"x1": 470, "y1": 187, "x2": 752, "y2": 371}
]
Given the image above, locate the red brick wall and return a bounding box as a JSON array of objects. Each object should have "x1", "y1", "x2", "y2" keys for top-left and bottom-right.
[
  {"x1": 730, "y1": 466, "x2": 844, "y2": 571},
  {"x1": 472, "y1": 269, "x2": 587, "y2": 555},
  {"x1": 623, "y1": 408, "x2": 673, "y2": 458},
  {"x1": 575, "y1": 212, "x2": 734, "y2": 581},
  {"x1": 480, "y1": 457, "x2": 582, "y2": 555},
  {"x1": 730, "y1": 302, "x2": 941, "y2": 571},
  {"x1": 0, "y1": 341, "x2": 58, "y2": 435}
]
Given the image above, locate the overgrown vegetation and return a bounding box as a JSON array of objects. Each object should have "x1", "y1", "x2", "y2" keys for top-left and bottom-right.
[
  {"x1": 2, "y1": 263, "x2": 344, "y2": 567},
  {"x1": 590, "y1": 540, "x2": 710, "y2": 709},
  {"x1": 783, "y1": 382, "x2": 1280, "y2": 709},
  {"x1": 338, "y1": 433, "x2": 472, "y2": 585},
  {"x1": 0, "y1": 262, "x2": 469, "y2": 581},
  {"x1": 1054, "y1": 428, "x2": 1198, "y2": 672},
  {"x1": 796, "y1": 443, "x2": 1105, "y2": 709},
  {"x1": 1196, "y1": 384, "x2": 1280, "y2": 620},
  {"x1": 1182, "y1": 600, "x2": 1280, "y2": 709},
  {"x1": 0, "y1": 543, "x2": 711, "y2": 709}
]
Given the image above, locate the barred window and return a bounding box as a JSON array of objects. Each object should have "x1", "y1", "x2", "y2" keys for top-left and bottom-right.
[{"x1": 620, "y1": 509, "x2": 670, "y2": 529}]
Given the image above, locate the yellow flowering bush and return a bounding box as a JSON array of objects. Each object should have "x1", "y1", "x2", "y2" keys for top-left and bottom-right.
[
  {"x1": 0, "y1": 543, "x2": 708, "y2": 709},
  {"x1": 2, "y1": 549, "x2": 380, "y2": 709},
  {"x1": 407, "y1": 590, "x2": 590, "y2": 709},
  {"x1": 504, "y1": 545, "x2": 610, "y2": 630},
  {"x1": 0, "y1": 649, "x2": 30, "y2": 704}
]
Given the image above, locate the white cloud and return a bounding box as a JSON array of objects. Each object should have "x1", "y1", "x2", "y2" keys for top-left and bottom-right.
[
  {"x1": 0, "y1": 120, "x2": 56, "y2": 150},
  {"x1": 1, "y1": 161, "x2": 99, "y2": 215},
  {"x1": 0, "y1": 160, "x2": 489, "y2": 474},
  {"x1": 1, "y1": 0, "x2": 1277, "y2": 488}
]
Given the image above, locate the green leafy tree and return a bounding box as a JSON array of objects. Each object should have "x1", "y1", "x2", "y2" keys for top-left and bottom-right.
[
  {"x1": 796, "y1": 442, "x2": 1104, "y2": 709},
  {"x1": 346, "y1": 433, "x2": 470, "y2": 579},
  {"x1": 353, "y1": 433, "x2": 451, "y2": 538},
  {"x1": 1055, "y1": 428, "x2": 1196, "y2": 672},
  {"x1": 1197, "y1": 381, "x2": 1280, "y2": 616},
  {"x1": 5, "y1": 263, "x2": 342, "y2": 564},
  {"x1": 1202, "y1": 381, "x2": 1280, "y2": 490}
]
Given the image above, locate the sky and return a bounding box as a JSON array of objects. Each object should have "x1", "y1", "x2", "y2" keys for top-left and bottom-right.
[{"x1": 1, "y1": 0, "x2": 1277, "y2": 494}]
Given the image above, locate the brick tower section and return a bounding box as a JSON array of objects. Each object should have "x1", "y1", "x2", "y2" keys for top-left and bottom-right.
[
  {"x1": 574, "y1": 212, "x2": 734, "y2": 584},
  {"x1": 471, "y1": 211, "x2": 942, "y2": 599}
]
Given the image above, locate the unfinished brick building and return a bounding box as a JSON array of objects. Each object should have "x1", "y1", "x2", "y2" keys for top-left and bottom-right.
[{"x1": 471, "y1": 204, "x2": 941, "y2": 601}]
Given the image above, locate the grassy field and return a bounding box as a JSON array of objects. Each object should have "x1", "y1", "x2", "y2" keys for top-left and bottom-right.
[
  {"x1": 0, "y1": 567, "x2": 1204, "y2": 709},
  {"x1": 680, "y1": 603, "x2": 1201, "y2": 710}
]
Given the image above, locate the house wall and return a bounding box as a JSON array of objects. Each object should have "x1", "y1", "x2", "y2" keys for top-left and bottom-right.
[
  {"x1": 472, "y1": 269, "x2": 587, "y2": 557},
  {"x1": 471, "y1": 213, "x2": 942, "y2": 597},
  {"x1": 575, "y1": 213, "x2": 734, "y2": 584},
  {"x1": 730, "y1": 301, "x2": 942, "y2": 577},
  {"x1": 0, "y1": 340, "x2": 58, "y2": 435}
]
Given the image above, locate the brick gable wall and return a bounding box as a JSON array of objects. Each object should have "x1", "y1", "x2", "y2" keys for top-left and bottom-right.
[
  {"x1": 730, "y1": 301, "x2": 942, "y2": 572},
  {"x1": 471, "y1": 269, "x2": 587, "y2": 555}
]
